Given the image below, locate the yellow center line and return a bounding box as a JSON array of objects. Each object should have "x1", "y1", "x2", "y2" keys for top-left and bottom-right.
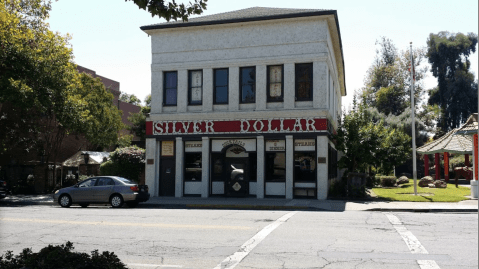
[{"x1": 0, "y1": 218, "x2": 251, "y2": 230}]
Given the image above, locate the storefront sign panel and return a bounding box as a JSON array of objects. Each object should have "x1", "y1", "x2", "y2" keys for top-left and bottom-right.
[
  {"x1": 146, "y1": 118, "x2": 328, "y2": 136},
  {"x1": 212, "y1": 139, "x2": 256, "y2": 152},
  {"x1": 294, "y1": 139, "x2": 315, "y2": 151},
  {"x1": 266, "y1": 140, "x2": 285, "y2": 151},
  {"x1": 185, "y1": 141, "x2": 202, "y2": 152},
  {"x1": 161, "y1": 141, "x2": 175, "y2": 157}
]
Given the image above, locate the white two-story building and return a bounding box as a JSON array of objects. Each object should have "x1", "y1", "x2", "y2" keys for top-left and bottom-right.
[{"x1": 141, "y1": 7, "x2": 346, "y2": 199}]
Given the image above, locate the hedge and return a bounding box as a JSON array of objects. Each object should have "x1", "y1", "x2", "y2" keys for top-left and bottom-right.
[{"x1": 0, "y1": 241, "x2": 127, "y2": 269}]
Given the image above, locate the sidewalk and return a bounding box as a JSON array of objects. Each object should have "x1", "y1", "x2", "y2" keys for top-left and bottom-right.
[{"x1": 1, "y1": 194, "x2": 477, "y2": 212}]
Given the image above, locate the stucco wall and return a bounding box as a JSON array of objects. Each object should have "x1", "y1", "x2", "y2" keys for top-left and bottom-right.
[{"x1": 147, "y1": 16, "x2": 342, "y2": 125}]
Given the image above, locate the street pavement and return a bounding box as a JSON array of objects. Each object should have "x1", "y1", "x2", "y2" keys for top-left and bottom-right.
[
  {"x1": 0, "y1": 206, "x2": 477, "y2": 269},
  {"x1": 1, "y1": 193, "x2": 477, "y2": 212}
]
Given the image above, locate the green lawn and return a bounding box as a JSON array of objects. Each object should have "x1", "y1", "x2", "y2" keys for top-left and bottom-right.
[{"x1": 372, "y1": 181, "x2": 472, "y2": 202}]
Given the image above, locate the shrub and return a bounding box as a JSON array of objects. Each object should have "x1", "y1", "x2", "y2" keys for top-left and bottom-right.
[
  {"x1": 380, "y1": 176, "x2": 397, "y2": 187},
  {"x1": 329, "y1": 178, "x2": 347, "y2": 198},
  {"x1": 366, "y1": 173, "x2": 379, "y2": 188},
  {"x1": 0, "y1": 241, "x2": 127, "y2": 269},
  {"x1": 104, "y1": 146, "x2": 145, "y2": 182},
  {"x1": 100, "y1": 160, "x2": 119, "y2": 176}
]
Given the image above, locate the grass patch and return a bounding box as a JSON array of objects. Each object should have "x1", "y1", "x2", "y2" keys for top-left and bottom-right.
[{"x1": 372, "y1": 182, "x2": 471, "y2": 202}]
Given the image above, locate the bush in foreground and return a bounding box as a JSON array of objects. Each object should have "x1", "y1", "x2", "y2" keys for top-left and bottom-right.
[{"x1": 0, "y1": 241, "x2": 127, "y2": 269}]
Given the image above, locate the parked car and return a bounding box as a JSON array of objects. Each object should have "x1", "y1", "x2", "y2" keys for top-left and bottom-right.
[
  {"x1": 53, "y1": 176, "x2": 149, "y2": 208},
  {"x1": 0, "y1": 180, "x2": 7, "y2": 199}
]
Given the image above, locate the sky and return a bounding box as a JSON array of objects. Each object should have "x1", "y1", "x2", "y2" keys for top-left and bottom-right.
[{"x1": 47, "y1": 0, "x2": 478, "y2": 109}]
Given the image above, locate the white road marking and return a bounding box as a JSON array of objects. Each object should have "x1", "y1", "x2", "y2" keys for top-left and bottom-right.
[
  {"x1": 384, "y1": 213, "x2": 441, "y2": 269},
  {"x1": 127, "y1": 263, "x2": 183, "y2": 268},
  {"x1": 417, "y1": 260, "x2": 441, "y2": 269},
  {"x1": 213, "y1": 211, "x2": 297, "y2": 269}
]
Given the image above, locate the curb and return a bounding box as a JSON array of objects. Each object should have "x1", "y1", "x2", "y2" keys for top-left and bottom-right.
[{"x1": 366, "y1": 208, "x2": 478, "y2": 213}]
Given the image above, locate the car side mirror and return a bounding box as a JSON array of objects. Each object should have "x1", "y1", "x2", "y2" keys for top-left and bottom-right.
[{"x1": 74, "y1": 184, "x2": 79, "y2": 188}]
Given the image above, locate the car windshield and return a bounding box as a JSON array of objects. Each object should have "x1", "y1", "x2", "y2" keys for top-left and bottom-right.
[{"x1": 116, "y1": 177, "x2": 135, "y2": 184}]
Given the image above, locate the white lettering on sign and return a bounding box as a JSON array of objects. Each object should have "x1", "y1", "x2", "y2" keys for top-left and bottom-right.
[
  {"x1": 253, "y1": 120, "x2": 265, "y2": 132},
  {"x1": 222, "y1": 140, "x2": 246, "y2": 148},
  {"x1": 268, "y1": 119, "x2": 278, "y2": 133},
  {"x1": 240, "y1": 119, "x2": 250, "y2": 133},
  {"x1": 306, "y1": 118, "x2": 316, "y2": 131},
  {"x1": 205, "y1": 121, "x2": 214, "y2": 133},
  {"x1": 266, "y1": 140, "x2": 286, "y2": 151},
  {"x1": 152, "y1": 118, "x2": 327, "y2": 135}
]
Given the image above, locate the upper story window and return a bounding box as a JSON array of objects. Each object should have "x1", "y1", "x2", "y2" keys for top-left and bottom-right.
[
  {"x1": 240, "y1": 66, "x2": 256, "y2": 103},
  {"x1": 295, "y1": 63, "x2": 313, "y2": 101},
  {"x1": 189, "y1": 70, "x2": 203, "y2": 105},
  {"x1": 267, "y1": 65, "x2": 284, "y2": 102},
  {"x1": 164, "y1": 71, "x2": 177, "y2": 106},
  {"x1": 214, "y1": 68, "x2": 228, "y2": 104}
]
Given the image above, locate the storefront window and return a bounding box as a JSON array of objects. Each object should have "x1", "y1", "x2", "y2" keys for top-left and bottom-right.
[
  {"x1": 249, "y1": 153, "x2": 257, "y2": 182},
  {"x1": 266, "y1": 152, "x2": 286, "y2": 182},
  {"x1": 184, "y1": 153, "x2": 202, "y2": 181},
  {"x1": 294, "y1": 152, "x2": 316, "y2": 182},
  {"x1": 211, "y1": 153, "x2": 224, "y2": 181}
]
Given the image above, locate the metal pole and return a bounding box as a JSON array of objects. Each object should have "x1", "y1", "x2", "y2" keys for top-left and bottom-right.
[{"x1": 410, "y1": 42, "x2": 418, "y2": 195}]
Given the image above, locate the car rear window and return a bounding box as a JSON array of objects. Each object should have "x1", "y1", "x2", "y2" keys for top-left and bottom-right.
[{"x1": 116, "y1": 177, "x2": 135, "y2": 184}]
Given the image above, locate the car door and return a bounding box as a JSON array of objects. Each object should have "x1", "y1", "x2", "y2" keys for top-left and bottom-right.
[
  {"x1": 69, "y1": 178, "x2": 97, "y2": 203},
  {"x1": 93, "y1": 177, "x2": 115, "y2": 202}
]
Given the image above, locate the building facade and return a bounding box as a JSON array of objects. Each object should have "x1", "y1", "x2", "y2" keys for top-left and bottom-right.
[{"x1": 141, "y1": 7, "x2": 346, "y2": 199}]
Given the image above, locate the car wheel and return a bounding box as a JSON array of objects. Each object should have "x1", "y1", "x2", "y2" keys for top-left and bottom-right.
[
  {"x1": 126, "y1": 201, "x2": 139, "y2": 208},
  {"x1": 79, "y1": 203, "x2": 89, "y2": 208},
  {"x1": 59, "y1": 195, "x2": 72, "y2": 208},
  {"x1": 110, "y1": 194, "x2": 124, "y2": 208}
]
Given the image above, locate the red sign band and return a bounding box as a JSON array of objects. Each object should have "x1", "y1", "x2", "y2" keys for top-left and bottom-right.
[{"x1": 146, "y1": 118, "x2": 328, "y2": 136}]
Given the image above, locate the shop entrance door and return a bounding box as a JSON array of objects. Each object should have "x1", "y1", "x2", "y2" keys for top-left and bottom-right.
[
  {"x1": 159, "y1": 159, "x2": 175, "y2": 196},
  {"x1": 225, "y1": 159, "x2": 249, "y2": 197}
]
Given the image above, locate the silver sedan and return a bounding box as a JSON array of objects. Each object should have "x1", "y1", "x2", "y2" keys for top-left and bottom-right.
[{"x1": 53, "y1": 176, "x2": 149, "y2": 208}]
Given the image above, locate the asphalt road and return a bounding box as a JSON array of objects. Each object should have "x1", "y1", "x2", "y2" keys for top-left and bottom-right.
[{"x1": 0, "y1": 205, "x2": 477, "y2": 269}]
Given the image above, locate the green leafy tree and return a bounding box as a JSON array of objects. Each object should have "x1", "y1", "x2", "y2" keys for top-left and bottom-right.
[
  {"x1": 127, "y1": 0, "x2": 207, "y2": 21},
  {"x1": 142, "y1": 94, "x2": 151, "y2": 114},
  {"x1": 334, "y1": 98, "x2": 410, "y2": 174},
  {"x1": 127, "y1": 94, "x2": 151, "y2": 143},
  {"x1": 0, "y1": 0, "x2": 123, "y2": 189},
  {"x1": 426, "y1": 31, "x2": 478, "y2": 135},
  {"x1": 361, "y1": 37, "x2": 427, "y2": 116},
  {"x1": 119, "y1": 92, "x2": 141, "y2": 106}
]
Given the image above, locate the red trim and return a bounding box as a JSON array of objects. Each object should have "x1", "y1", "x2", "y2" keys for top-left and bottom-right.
[
  {"x1": 424, "y1": 155, "x2": 429, "y2": 176},
  {"x1": 475, "y1": 134, "x2": 478, "y2": 180},
  {"x1": 444, "y1": 152, "x2": 449, "y2": 182},
  {"x1": 149, "y1": 118, "x2": 328, "y2": 135},
  {"x1": 146, "y1": 121, "x2": 153, "y2": 136},
  {"x1": 435, "y1": 153, "x2": 440, "y2": 180}
]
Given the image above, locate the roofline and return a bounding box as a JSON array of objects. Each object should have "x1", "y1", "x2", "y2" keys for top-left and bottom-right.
[{"x1": 140, "y1": 9, "x2": 346, "y2": 96}]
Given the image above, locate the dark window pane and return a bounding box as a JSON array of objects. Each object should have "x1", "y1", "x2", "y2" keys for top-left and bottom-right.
[
  {"x1": 298, "y1": 82, "x2": 311, "y2": 99},
  {"x1": 294, "y1": 153, "x2": 316, "y2": 182},
  {"x1": 211, "y1": 153, "x2": 224, "y2": 181},
  {"x1": 215, "y1": 86, "x2": 228, "y2": 103},
  {"x1": 240, "y1": 67, "x2": 255, "y2": 103},
  {"x1": 165, "y1": 89, "x2": 177, "y2": 105},
  {"x1": 242, "y1": 85, "x2": 255, "y2": 103},
  {"x1": 241, "y1": 68, "x2": 255, "y2": 85},
  {"x1": 295, "y1": 63, "x2": 313, "y2": 100},
  {"x1": 266, "y1": 153, "x2": 286, "y2": 182},
  {"x1": 165, "y1": 72, "x2": 177, "y2": 88},
  {"x1": 185, "y1": 153, "x2": 202, "y2": 181},
  {"x1": 215, "y1": 69, "x2": 228, "y2": 86}
]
